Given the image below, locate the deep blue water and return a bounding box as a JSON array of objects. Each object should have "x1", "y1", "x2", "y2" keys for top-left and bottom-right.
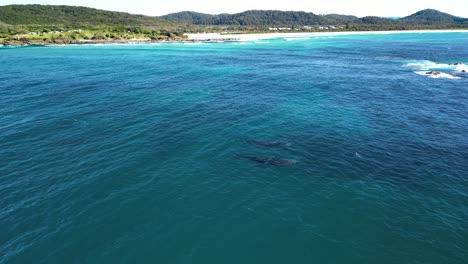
[{"x1": 1, "y1": 32, "x2": 467, "y2": 264}]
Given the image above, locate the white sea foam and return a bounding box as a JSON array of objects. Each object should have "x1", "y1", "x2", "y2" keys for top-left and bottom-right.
[
  {"x1": 414, "y1": 71, "x2": 462, "y2": 79},
  {"x1": 406, "y1": 60, "x2": 467, "y2": 79},
  {"x1": 454, "y1": 64, "x2": 468, "y2": 73},
  {"x1": 405, "y1": 60, "x2": 467, "y2": 71},
  {"x1": 406, "y1": 60, "x2": 451, "y2": 70}
]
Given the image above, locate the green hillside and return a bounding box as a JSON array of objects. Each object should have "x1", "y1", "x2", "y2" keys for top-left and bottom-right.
[
  {"x1": 0, "y1": 5, "x2": 179, "y2": 28},
  {"x1": 357, "y1": 16, "x2": 394, "y2": 25},
  {"x1": 161, "y1": 11, "x2": 218, "y2": 25},
  {"x1": 216, "y1": 10, "x2": 328, "y2": 26},
  {"x1": 163, "y1": 10, "x2": 328, "y2": 26},
  {"x1": 161, "y1": 9, "x2": 468, "y2": 30},
  {"x1": 323, "y1": 14, "x2": 358, "y2": 24},
  {"x1": 0, "y1": 5, "x2": 189, "y2": 45},
  {"x1": 401, "y1": 9, "x2": 467, "y2": 24},
  {"x1": 1, "y1": 5, "x2": 467, "y2": 45}
]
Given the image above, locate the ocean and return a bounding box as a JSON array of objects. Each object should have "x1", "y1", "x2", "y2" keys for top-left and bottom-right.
[{"x1": 1, "y1": 32, "x2": 467, "y2": 263}]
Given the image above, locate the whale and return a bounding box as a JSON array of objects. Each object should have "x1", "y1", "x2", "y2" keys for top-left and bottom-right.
[
  {"x1": 239, "y1": 155, "x2": 297, "y2": 165},
  {"x1": 246, "y1": 140, "x2": 291, "y2": 147}
]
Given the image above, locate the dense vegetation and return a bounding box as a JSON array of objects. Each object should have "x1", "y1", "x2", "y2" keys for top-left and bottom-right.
[
  {"x1": 323, "y1": 14, "x2": 358, "y2": 24},
  {"x1": 0, "y1": 5, "x2": 467, "y2": 45},
  {"x1": 344, "y1": 10, "x2": 468, "y2": 31},
  {"x1": 0, "y1": 5, "x2": 191, "y2": 45},
  {"x1": 162, "y1": 10, "x2": 329, "y2": 26},
  {"x1": 0, "y1": 5, "x2": 177, "y2": 27},
  {"x1": 160, "y1": 11, "x2": 220, "y2": 25},
  {"x1": 216, "y1": 10, "x2": 328, "y2": 26},
  {"x1": 162, "y1": 9, "x2": 468, "y2": 30},
  {"x1": 401, "y1": 9, "x2": 467, "y2": 24}
]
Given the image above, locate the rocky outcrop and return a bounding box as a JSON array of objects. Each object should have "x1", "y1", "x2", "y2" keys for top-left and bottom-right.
[
  {"x1": 0, "y1": 36, "x2": 188, "y2": 46},
  {"x1": 426, "y1": 71, "x2": 441, "y2": 75},
  {"x1": 449, "y1": 62, "x2": 465, "y2": 66}
]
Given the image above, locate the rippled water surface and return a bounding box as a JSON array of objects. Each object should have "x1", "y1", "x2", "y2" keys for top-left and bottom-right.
[{"x1": 1, "y1": 33, "x2": 467, "y2": 263}]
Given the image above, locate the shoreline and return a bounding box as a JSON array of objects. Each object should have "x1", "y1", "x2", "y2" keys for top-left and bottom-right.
[
  {"x1": 186, "y1": 29, "x2": 468, "y2": 41},
  {"x1": 1, "y1": 30, "x2": 467, "y2": 47},
  {"x1": 0, "y1": 37, "x2": 242, "y2": 47},
  {"x1": 0, "y1": 38, "x2": 239, "y2": 47}
]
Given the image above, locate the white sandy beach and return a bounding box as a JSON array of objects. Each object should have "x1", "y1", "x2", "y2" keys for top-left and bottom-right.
[{"x1": 186, "y1": 30, "x2": 468, "y2": 41}]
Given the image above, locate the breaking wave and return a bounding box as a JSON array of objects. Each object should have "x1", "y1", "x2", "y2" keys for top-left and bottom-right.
[{"x1": 414, "y1": 71, "x2": 462, "y2": 79}]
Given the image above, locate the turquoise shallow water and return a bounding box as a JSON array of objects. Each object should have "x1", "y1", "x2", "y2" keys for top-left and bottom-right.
[{"x1": 1, "y1": 33, "x2": 467, "y2": 263}]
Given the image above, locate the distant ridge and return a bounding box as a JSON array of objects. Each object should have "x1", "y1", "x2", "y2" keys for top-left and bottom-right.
[
  {"x1": 161, "y1": 8, "x2": 468, "y2": 29},
  {"x1": 161, "y1": 11, "x2": 218, "y2": 25},
  {"x1": 400, "y1": 9, "x2": 467, "y2": 24},
  {"x1": 357, "y1": 16, "x2": 394, "y2": 25},
  {"x1": 0, "y1": 5, "x2": 466, "y2": 32},
  {"x1": 323, "y1": 14, "x2": 358, "y2": 24},
  {"x1": 163, "y1": 10, "x2": 329, "y2": 26}
]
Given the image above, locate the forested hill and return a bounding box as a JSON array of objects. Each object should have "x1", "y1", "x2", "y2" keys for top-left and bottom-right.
[
  {"x1": 161, "y1": 9, "x2": 468, "y2": 29},
  {"x1": 0, "y1": 5, "x2": 178, "y2": 28},
  {"x1": 215, "y1": 10, "x2": 328, "y2": 26},
  {"x1": 162, "y1": 10, "x2": 329, "y2": 26},
  {"x1": 323, "y1": 14, "x2": 358, "y2": 24},
  {"x1": 400, "y1": 9, "x2": 467, "y2": 24},
  {"x1": 0, "y1": 5, "x2": 189, "y2": 46},
  {"x1": 1, "y1": 4, "x2": 467, "y2": 36},
  {"x1": 160, "y1": 11, "x2": 219, "y2": 25}
]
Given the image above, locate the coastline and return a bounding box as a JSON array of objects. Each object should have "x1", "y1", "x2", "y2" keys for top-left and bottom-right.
[
  {"x1": 0, "y1": 37, "x2": 239, "y2": 47},
  {"x1": 1, "y1": 29, "x2": 468, "y2": 47},
  {"x1": 186, "y1": 29, "x2": 468, "y2": 41}
]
